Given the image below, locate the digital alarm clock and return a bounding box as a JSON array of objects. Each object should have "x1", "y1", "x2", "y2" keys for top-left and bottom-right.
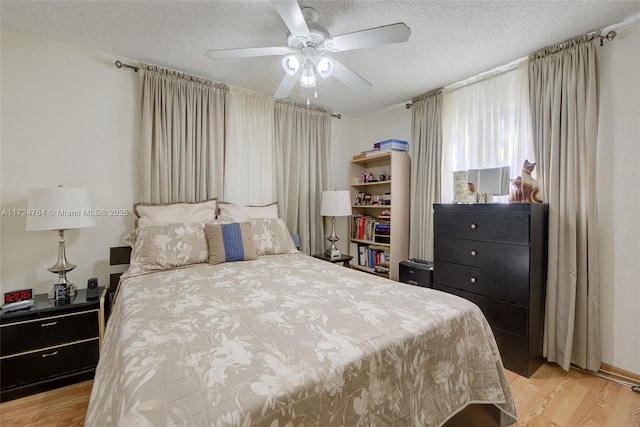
[{"x1": 4, "y1": 288, "x2": 34, "y2": 305}]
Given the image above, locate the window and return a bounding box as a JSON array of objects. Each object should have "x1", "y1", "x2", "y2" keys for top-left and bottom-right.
[{"x1": 442, "y1": 65, "x2": 533, "y2": 203}]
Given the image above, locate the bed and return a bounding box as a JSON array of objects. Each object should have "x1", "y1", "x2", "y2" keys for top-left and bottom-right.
[{"x1": 85, "y1": 201, "x2": 517, "y2": 426}]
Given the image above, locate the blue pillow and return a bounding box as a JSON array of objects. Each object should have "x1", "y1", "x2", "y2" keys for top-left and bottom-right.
[{"x1": 205, "y1": 222, "x2": 257, "y2": 265}]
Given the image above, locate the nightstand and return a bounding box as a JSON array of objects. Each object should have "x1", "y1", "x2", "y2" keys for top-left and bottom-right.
[
  {"x1": 313, "y1": 253, "x2": 353, "y2": 267},
  {"x1": 0, "y1": 287, "x2": 110, "y2": 402}
]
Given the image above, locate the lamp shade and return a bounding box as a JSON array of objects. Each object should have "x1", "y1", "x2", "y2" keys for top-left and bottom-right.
[
  {"x1": 25, "y1": 187, "x2": 96, "y2": 231},
  {"x1": 320, "y1": 191, "x2": 352, "y2": 217}
]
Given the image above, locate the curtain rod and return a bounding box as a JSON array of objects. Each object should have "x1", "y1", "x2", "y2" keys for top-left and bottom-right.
[
  {"x1": 115, "y1": 60, "x2": 340, "y2": 118},
  {"x1": 595, "y1": 30, "x2": 617, "y2": 46},
  {"x1": 114, "y1": 60, "x2": 139, "y2": 72}
]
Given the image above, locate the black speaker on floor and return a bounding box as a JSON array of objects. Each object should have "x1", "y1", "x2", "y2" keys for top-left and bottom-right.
[{"x1": 399, "y1": 259, "x2": 433, "y2": 288}]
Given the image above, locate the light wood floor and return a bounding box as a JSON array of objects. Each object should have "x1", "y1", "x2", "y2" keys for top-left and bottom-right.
[{"x1": 1, "y1": 363, "x2": 639, "y2": 426}]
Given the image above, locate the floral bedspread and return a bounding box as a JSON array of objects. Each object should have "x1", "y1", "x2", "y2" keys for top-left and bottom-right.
[{"x1": 86, "y1": 253, "x2": 516, "y2": 426}]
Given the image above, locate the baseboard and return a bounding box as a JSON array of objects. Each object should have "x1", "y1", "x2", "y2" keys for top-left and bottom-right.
[{"x1": 600, "y1": 363, "x2": 640, "y2": 385}]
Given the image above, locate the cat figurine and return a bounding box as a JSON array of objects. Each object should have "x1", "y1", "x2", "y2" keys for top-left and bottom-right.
[
  {"x1": 510, "y1": 160, "x2": 543, "y2": 203},
  {"x1": 509, "y1": 176, "x2": 524, "y2": 203}
]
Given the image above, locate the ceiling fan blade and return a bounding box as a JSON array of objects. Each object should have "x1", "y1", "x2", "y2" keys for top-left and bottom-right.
[
  {"x1": 273, "y1": 71, "x2": 301, "y2": 99},
  {"x1": 328, "y1": 23, "x2": 411, "y2": 52},
  {"x1": 206, "y1": 46, "x2": 289, "y2": 60},
  {"x1": 331, "y1": 59, "x2": 372, "y2": 94},
  {"x1": 272, "y1": 0, "x2": 310, "y2": 37}
]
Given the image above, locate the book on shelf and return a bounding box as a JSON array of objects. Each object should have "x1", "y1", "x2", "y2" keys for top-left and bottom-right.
[
  {"x1": 358, "y1": 245, "x2": 367, "y2": 265},
  {"x1": 354, "y1": 243, "x2": 390, "y2": 269},
  {"x1": 374, "y1": 223, "x2": 390, "y2": 233},
  {"x1": 377, "y1": 213, "x2": 391, "y2": 221},
  {"x1": 374, "y1": 264, "x2": 390, "y2": 274},
  {"x1": 352, "y1": 215, "x2": 379, "y2": 241}
]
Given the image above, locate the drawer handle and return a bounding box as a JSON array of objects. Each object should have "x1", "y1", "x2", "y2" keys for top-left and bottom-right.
[
  {"x1": 41, "y1": 351, "x2": 59, "y2": 358},
  {"x1": 407, "y1": 280, "x2": 418, "y2": 285},
  {"x1": 40, "y1": 321, "x2": 58, "y2": 327},
  {"x1": 470, "y1": 223, "x2": 477, "y2": 229},
  {"x1": 470, "y1": 250, "x2": 477, "y2": 256},
  {"x1": 470, "y1": 277, "x2": 477, "y2": 284}
]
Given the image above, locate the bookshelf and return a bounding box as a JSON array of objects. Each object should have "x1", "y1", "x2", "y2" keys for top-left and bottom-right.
[{"x1": 349, "y1": 151, "x2": 410, "y2": 280}]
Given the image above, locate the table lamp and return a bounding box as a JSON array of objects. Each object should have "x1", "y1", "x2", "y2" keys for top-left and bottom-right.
[
  {"x1": 25, "y1": 186, "x2": 95, "y2": 299},
  {"x1": 320, "y1": 190, "x2": 352, "y2": 258}
]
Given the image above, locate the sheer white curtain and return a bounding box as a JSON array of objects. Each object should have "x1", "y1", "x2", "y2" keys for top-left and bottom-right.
[
  {"x1": 139, "y1": 63, "x2": 226, "y2": 203},
  {"x1": 442, "y1": 64, "x2": 534, "y2": 202},
  {"x1": 223, "y1": 89, "x2": 276, "y2": 205},
  {"x1": 274, "y1": 101, "x2": 331, "y2": 255}
]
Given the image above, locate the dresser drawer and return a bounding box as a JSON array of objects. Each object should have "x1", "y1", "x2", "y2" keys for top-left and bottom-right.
[
  {"x1": 0, "y1": 310, "x2": 98, "y2": 355},
  {"x1": 434, "y1": 261, "x2": 529, "y2": 306},
  {"x1": 435, "y1": 237, "x2": 530, "y2": 276},
  {"x1": 434, "y1": 284, "x2": 528, "y2": 337},
  {"x1": 492, "y1": 328, "x2": 530, "y2": 376},
  {"x1": 0, "y1": 339, "x2": 99, "y2": 390},
  {"x1": 434, "y1": 211, "x2": 530, "y2": 244}
]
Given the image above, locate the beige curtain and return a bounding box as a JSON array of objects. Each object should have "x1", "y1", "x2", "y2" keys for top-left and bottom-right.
[
  {"x1": 528, "y1": 35, "x2": 600, "y2": 371},
  {"x1": 139, "y1": 63, "x2": 226, "y2": 203},
  {"x1": 409, "y1": 90, "x2": 442, "y2": 261},
  {"x1": 274, "y1": 101, "x2": 331, "y2": 255}
]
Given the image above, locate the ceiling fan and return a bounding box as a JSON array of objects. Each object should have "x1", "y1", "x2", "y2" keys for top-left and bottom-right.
[{"x1": 205, "y1": 0, "x2": 411, "y2": 99}]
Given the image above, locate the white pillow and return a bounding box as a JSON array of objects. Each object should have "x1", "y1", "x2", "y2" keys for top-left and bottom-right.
[
  {"x1": 123, "y1": 222, "x2": 209, "y2": 277},
  {"x1": 134, "y1": 199, "x2": 218, "y2": 228},
  {"x1": 218, "y1": 202, "x2": 278, "y2": 222},
  {"x1": 250, "y1": 218, "x2": 298, "y2": 256}
]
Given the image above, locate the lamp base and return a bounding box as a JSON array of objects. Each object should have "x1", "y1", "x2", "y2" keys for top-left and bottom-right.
[
  {"x1": 328, "y1": 248, "x2": 341, "y2": 259},
  {"x1": 46, "y1": 229, "x2": 78, "y2": 299},
  {"x1": 326, "y1": 216, "x2": 342, "y2": 259},
  {"x1": 47, "y1": 283, "x2": 77, "y2": 299}
]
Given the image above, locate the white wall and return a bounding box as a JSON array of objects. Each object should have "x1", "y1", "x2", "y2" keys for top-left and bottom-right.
[
  {"x1": 596, "y1": 19, "x2": 640, "y2": 375},
  {"x1": 328, "y1": 113, "x2": 364, "y2": 254},
  {"x1": 1, "y1": 30, "x2": 139, "y2": 295},
  {"x1": 327, "y1": 106, "x2": 411, "y2": 255},
  {"x1": 362, "y1": 104, "x2": 412, "y2": 146}
]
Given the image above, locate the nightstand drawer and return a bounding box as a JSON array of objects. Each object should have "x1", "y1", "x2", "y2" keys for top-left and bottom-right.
[
  {"x1": 434, "y1": 237, "x2": 530, "y2": 276},
  {"x1": 434, "y1": 212, "x2": 530, "y2": 244},
  {"x1": 434, "y1": 284, "x2": 528, "y2": 337},
  {"x1": 1, "y1": 310, "x2": 98, "y2": 355},
  {"x1": 0, "y1": 339, "x2": 99, "y2": 390},
  {"x1": 434, "y1": 261, "x2": 529, "y2": 306}
]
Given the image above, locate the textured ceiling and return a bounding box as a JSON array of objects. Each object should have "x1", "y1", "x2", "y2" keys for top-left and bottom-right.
[{"x1": 2, "y1": 1, "x2": 639, "y2": 117}]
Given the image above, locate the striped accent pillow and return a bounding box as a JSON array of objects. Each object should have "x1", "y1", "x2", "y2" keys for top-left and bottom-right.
[{"x1": 205, "y1": 222, "x2": 257, "y2": 265}]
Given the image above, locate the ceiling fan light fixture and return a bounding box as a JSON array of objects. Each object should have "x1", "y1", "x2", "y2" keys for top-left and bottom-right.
[
  {"x1": 316, "y1": 57, "x2": 334, "y2": 78},
  {"x1": 282, "y1": 55, "x2": 300, "y2": 75},
  {"x1": 300, "y1": 62, "x2": 316, "y2": 88}
]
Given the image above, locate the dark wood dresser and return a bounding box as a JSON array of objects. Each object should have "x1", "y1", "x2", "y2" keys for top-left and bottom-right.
[
  {"x1": 0, "y1": 287, "x2": 109, "y2": 401},
  {"x1": 433, "y1": 203, "x2": 548, "y2": 377}
]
